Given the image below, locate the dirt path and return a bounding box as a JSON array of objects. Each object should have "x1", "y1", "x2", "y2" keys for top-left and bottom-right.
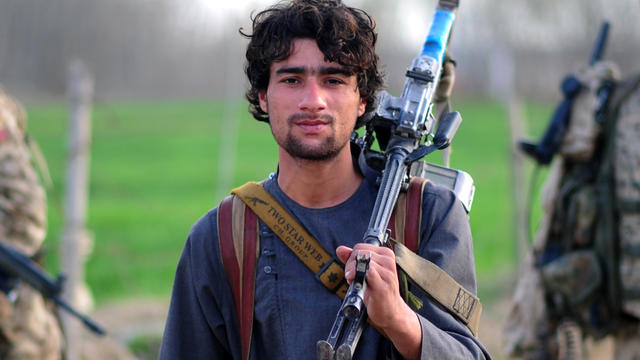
[
  {"x1": 80, "y1": 295, "x2": 513, "y2": 359},
  {"x1": 479, "y1": 296, "x2": 510, "y2": 359},
  {"x1": 74, "y1": 288, "x2": 617, "y2": 359},
  {"x1": 77, "y1": 298, "x2": 168, "y2": 360}
]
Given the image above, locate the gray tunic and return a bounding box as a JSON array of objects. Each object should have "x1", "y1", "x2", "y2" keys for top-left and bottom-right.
[{"x1": 159, "y1": 169, "x2": 491, "y2": 359}]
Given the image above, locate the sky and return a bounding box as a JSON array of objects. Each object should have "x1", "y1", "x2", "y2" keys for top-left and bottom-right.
[{"x1": 173, "y1": 0, "x2": 424, "y2": 50}]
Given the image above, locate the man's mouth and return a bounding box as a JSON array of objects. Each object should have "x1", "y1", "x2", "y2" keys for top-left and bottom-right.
[
  {"x1": 296, "y1": 122, "x2": 327, "y2": 134},
  {"x1": 291, "y1": 115, "x2": 333, "y2": 134}
]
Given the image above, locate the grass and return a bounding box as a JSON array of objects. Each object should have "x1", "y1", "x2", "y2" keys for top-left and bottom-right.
[
  {"x1": 128, "y1": 333, "x2": 163, "y2": 360},
  {"x1": 26, "y1": 98, "x2": 552, "y2": 304}
]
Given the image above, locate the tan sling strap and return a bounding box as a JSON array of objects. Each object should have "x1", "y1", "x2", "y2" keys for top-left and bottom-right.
[
  {"x1": 217, "y1": 178, "x2": 429, "y2": 359},
  {"x1": 230, "y1": 182, "x2": 349, "y2": 298},
  {"x1": 394, "y1": 241, "x2": 482, "y2": 336},
  {"x1": 230, "y1": 181, "x2": 482, "y2": 333},
  {"x1": 217, "y1": 177, "x2": 482, "y2": 358},
  {"x1": 390, "y1": 175, "x2": 482, "y2": 336}
]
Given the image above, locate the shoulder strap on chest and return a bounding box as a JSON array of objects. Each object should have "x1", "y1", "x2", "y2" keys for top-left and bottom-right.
[
  {"x1": 389, "y1": 176, "x2": 429, "y2": 252},
  {"x1": 232, "y1": 182, "x2": 349, "y2": 297},
  {"x1": 218, "y1": 176, "x2": 481, "y2": 358},
  {"x1": 391, "y1": 176, "x2": 482, "y2": 336},
  {"x1": 394, "y1": 241, "x2": 482, "y2": 336},
  {"x1": 217, "y1": 195, "x2": 259, "y2": 360}
]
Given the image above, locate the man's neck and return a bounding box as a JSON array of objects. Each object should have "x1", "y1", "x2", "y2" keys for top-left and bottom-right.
[{"x1": 277, "y1": 147, "x2": 363, "y2": 209}]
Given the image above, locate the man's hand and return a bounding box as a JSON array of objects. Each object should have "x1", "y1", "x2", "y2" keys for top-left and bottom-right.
[{"x1": 336, "y1": 244, "x2": 422, "y2": 360}]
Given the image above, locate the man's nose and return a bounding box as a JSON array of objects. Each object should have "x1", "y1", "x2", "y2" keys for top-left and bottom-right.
[{"x1": 298, "y1": 81, "x2": 327, "y2": 112}]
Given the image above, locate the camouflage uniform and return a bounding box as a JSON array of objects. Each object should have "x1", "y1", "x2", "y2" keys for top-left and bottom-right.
[
  {"x1": 612, "y1": 80, "x2": 640, "y2": 360},
  {"x1": 0, "y1": 87, "x2": 63, "y2": 359},
  {"x1": 504, "y1": 64, "x2": 640, "y2": 359}
]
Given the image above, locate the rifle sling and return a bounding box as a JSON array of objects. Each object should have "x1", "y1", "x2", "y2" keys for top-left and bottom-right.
[
  {"x1": 231, "y1": 181, "x2": 482, "y2": 336},
  {"x1": 231, "y1": 182, "x2": 349, "y2": 298},
  {"x1": 394, "y1": 241, "x2": 482, "y2": 336}
]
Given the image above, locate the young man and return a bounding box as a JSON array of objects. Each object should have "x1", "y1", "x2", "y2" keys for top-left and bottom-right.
[{"x1": 160, "y1": 1, "x2": 490, "y2": 359}]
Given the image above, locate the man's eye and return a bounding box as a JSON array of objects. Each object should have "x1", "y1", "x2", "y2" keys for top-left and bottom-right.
[
  {"x1": 282, "y1": 78, "x2": 299, "y2": 84},
  {"x1": 327, "y1": 78, "x2": 345, "y2": 85}
]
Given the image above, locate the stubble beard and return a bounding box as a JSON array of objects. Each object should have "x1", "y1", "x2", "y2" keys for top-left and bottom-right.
[{"x1": 278, "y1": 114, "x2": 349, "y2": 162}]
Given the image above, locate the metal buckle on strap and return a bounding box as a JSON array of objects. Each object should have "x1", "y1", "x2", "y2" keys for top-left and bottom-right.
[{"x1": 315, "y1": 257, "x2": 345, "y2": 293}]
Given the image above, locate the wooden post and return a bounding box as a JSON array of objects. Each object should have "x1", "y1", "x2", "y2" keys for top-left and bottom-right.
[
  {"x1": 215, "y1": 21, "x2": 243, "y2": 202},
  {"x1": 489, "y1": 47, "x2": 529, "y2": 270},
  {"x1": 507, "y1": 99, "x2": 529, "y2": 270},
  {"x1": 60, "y1": 59, "x2": 95, "y2": 360}
]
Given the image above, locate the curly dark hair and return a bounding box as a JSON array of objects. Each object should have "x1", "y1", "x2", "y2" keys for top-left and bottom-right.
[{"x1": 241, "y1": 0, "x2": 384, "y2": 128}]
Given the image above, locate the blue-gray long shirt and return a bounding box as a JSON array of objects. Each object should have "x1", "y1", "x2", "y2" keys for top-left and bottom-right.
[{"x1": 159, "y1": 172, "x2": 491, "y2": 359}]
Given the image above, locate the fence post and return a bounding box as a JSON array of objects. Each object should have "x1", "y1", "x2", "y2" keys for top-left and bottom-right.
[
  {"x1": 60, "y1": 59, "x2": 95, "y2": 360},
  {"x1": 489, "y1": 47, "x2": 529, "y2": 271},
  {"x1": 508, "y1": 98, "x2": 528, "y2": 270},
  {"x1": 215, "y1": 20, "x2": 243, "y2": 202}
]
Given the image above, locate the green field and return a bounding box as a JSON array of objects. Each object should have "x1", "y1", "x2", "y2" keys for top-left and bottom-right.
[{"x1": 27, "y1": 99, "x2": 551, "y2": 304}]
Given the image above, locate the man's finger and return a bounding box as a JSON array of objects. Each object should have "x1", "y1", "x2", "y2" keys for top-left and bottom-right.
[{"x1": 335, "y1": 245, "x2": 353, "y2": 263}]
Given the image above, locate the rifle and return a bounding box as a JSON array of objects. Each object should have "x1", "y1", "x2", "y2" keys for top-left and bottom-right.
[
  {"x1": 519, "y1": 21, "x2": 611, "y2": 165},
  {"x1": 317, "y1": 1, "x2": 461, "y2": 359},
  {"x1": 0, "y1": 241, "x2": 105, "y2": 335}
]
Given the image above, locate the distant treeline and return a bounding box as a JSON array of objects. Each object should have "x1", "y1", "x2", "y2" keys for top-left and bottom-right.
[{"x1": 0, "y1": 0, "x2": 638, "y2": 102}]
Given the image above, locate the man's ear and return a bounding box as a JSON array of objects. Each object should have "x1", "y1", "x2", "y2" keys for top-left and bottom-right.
[
  {"x1": 259, "y1": 91, "x2": 268, "y2": 113},
  {"x1": 358, "y1": 98, "x2": 366, "y2": 117}
]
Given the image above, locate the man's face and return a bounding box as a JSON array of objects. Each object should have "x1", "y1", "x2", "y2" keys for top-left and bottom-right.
[{"x1": 259, "y1": 38, "x2": 366, "y2": 161}]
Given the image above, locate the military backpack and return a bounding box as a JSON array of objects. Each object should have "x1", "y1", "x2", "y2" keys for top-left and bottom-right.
[{"x1": 504, "y1": 63, "x2": 640, "y2": 358}]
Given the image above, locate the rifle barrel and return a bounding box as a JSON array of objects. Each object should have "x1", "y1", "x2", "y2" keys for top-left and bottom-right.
[
  {"x1": 590, "y1": 21, "x2": 610, "y2": 65},
  {"x1": 0, "y1": 241, "x2": 105, "y2": 335},
  {"x1": 54, "y1": 296, "x2": 106, "y2": 335},
  {"x1": 318, "y1": 1, "x2": 460, "y2": 358}
]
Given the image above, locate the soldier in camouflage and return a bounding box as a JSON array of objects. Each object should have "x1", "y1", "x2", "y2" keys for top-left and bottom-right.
[
  {"x1": 0, "y1": 86, "x2": 63, "y2": 359},
  {"x1": 503, "y1": 61, "x2": 640, "y2": 359},
  {"x1": 611, "y1": 76, "x2": 640, "y2": 360}
]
